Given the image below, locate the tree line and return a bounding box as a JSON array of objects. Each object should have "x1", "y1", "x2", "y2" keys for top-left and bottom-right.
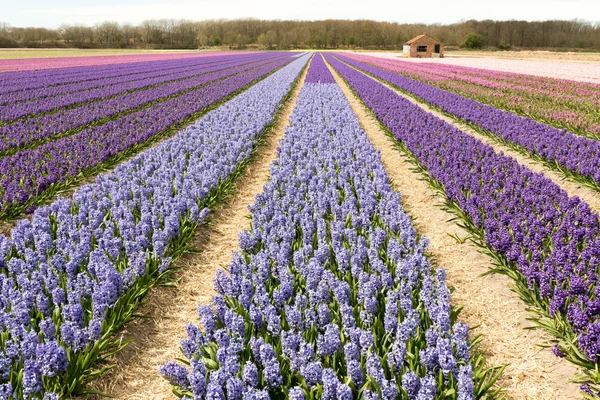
[{"x1": 0, "y1": 18, "x2": 599, "y2": 50}]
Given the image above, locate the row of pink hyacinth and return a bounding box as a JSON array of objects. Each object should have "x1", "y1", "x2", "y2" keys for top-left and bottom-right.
[
  {"x1": 0, "y1": 51, "x2": 240, "y2": 72},
  {"x1": 351, "y1": 52, "x2": 600, "y2": 84},
  {"x1": 342, "y1": 54, "x2": 600, "y2": 102},
  {"x1": 342, "y1": 53, "x2": 600, "y2": 139},
  {"x1": 401, "y1": 56, "x2": 600, "y2": 84}
]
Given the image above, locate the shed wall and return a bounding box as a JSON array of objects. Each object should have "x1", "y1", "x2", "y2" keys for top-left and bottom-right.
[{"x1": 406, "y1": 36, "x2": 443, "y2": 58}]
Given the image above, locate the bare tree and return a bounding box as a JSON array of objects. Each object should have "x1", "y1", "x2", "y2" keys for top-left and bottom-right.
[
  {"x1": 2, "y1": 18, "x2": 599, "y2": 50},
  {"x1": 96, "y1": 21, "x2": 123, "y2": 45}
]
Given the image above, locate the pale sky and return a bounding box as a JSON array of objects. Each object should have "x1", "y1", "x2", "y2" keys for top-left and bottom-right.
[{"x1": 1, "y1": 0, "x2": 598, "y2": 28}]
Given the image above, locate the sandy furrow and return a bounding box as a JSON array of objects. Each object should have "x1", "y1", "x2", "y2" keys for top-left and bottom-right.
[
  {"x1": 325, "y1": 59, "x2": 581, "y2": 399},
  {"x1": 80, "y1": 64, "x2": 309, "y2": 400}
]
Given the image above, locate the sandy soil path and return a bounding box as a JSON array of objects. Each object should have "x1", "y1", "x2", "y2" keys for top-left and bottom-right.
[
  {"x1": 325, "y1": 57, "x2": 581, "y2": 400},
  {"x1": 79, "y1": 62, "x2": 309, "y2": 400}
]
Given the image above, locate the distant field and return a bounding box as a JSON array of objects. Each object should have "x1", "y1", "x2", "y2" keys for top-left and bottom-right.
[
  {"x1": 448, "y1": 49, "x2": 600, "y2": 62},
  {"x1": 0, "y1": 50, "x2": 243, "y2": 72},
  {"x1": 4, "y1": 48, "x2": 600, "y2": 62},
  {"x1": 347, "y1": 48, "x2": 600, "y2": 62},
  {"x1": 347, "y1": 50, "x2": 600, "y2": 82},
  {"x1": 0, "y1": 48, "x2": 201, "y2": 60}
]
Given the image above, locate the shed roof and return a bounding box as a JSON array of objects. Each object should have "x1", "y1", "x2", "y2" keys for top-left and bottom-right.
[{"x1": 405, "y1": 34, "x2": 440, "y2": 45}]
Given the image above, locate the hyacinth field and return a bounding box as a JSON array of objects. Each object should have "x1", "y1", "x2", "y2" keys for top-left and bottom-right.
[{"x1": 0, "y1": 49, "x2": 600, "y2": 400}]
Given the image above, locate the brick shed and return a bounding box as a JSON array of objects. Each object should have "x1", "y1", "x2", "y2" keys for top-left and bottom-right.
[{"x1": 403, "y1": 34, "x2": 443, "y2": 58}]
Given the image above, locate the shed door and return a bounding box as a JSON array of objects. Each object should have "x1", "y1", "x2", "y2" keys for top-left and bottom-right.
[{"x1": 434, "y1": 44, "x2": 440, "y2": 53}]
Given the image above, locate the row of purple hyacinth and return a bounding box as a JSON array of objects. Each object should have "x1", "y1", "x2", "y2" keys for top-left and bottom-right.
[
  {"x1": 0, "y1": 54, "x2": 295, "y2": 217},
  {"x1": 324, "y1": 53, "x2": 600, "y2": 394},
  {"x1": 0, "y1": 53, "x2": 309, "y2": 399},
  {"x1": 303, "y1": 54, "x2": 336, "y2": 84},
  {"x1": 0, "y1": 54, "x2": 286, "y2": 123},
  {"x1": 0, "y1": 54, "x2": 224, "y2": 94},
  {"x1": 0, "y1": 54, "x2": 286, "y2": 154},
  {"x1": 161, "y1": 55, "x2": 476, "y2": 400},
  {"x1": 334, "y1": 54, "x2": 600, "y2": 193},
  {"x1": 0, "y1": 54, "x2": 256, "y2": 105}
]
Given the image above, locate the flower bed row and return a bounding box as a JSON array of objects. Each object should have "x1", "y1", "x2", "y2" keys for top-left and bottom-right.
[
  {"x1": 0, "y1": 54, "x2": 254, "y2": 105},
  {"x1": 335, "y1": 54, "x2": 600, "y2": 194},
  {"x1": 340, "y1": 53, "x2": 600, "y2": 139},
  {"x1": 0, "y1": 54, "x2": 214, "y2": 93},
  {"x1": 325, "y1": 53, "x2": 600, "y2": 396},
  {"x1": 0, "y1": 54, "x2": 296, "y2": 219},
  {"x1": 0, "y1": 52, "x2": 232, "y2": 82},
  {"x1": 0, "y1": 55, "x2": 287, "y2": 154},
  {"x1": 0, "y1": 52, "x2": 310, "y2": 399},
  {"x1": 161, "y1": 54, "x2": 501, "y2": 400},
  {"x1": 0, "y1": 54, "x2": 286, "y2": 122}
]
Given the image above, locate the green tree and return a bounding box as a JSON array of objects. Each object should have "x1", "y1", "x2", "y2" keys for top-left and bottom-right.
[{"x1": 460, "y1": 32, "x2": 485, "y2": 49}]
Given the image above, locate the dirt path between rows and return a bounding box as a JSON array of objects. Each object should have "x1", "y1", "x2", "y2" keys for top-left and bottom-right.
[
  {"x1": 80, "y1": 65, "x2": 309, "y2": 400},
  {"x1": 325, "y1": 59, "x2": 581, "y2": 399}
]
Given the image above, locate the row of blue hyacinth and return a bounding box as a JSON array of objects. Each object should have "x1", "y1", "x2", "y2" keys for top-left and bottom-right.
[
  {"x1": 0, "y1": 53, "x2": 310, "y2": 399},
  {"x1": 161, "y1": 54, "x2": 478, "y2": 399},
  {"x1": 324, "y1": 52, "x2": 600, "y2": 395}
]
